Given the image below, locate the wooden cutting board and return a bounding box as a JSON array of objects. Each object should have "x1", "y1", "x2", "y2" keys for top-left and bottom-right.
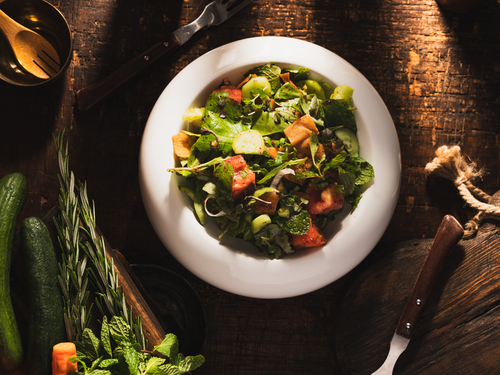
[{"x1": 335, "y1": 191, "x2": 500, "y2": 374}]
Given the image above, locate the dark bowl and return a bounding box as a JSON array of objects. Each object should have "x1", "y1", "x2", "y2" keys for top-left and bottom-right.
[{"x1": 0, "y1": 0, "x2": 72, "y2": 86}]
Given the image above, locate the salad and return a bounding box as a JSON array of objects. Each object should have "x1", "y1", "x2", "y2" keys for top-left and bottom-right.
[{"x1": 168, "y1": 63, "x2": 374, "y2": 259}]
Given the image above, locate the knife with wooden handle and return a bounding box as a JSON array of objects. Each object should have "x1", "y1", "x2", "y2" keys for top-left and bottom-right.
[
  {"x1": 371, "y1": 214, "x2": 464, "y2": 374},
  {"x1": 76, "y1": 0, "x2": 253, "y2": 113}
]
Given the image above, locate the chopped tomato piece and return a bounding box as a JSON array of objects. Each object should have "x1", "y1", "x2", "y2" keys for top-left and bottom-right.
[
  {"x1": 213, "y1": 88, "x2": 242, "y2": 103},
  {"x1": 224, "y1": 155, "x2": 255, "y2": 199},
  {"x1": 305, "y1": 182, "x2": 344, "y2": 215},
  {"x1": 290, "y1": 217, "x2": 326, "y2": 248}
]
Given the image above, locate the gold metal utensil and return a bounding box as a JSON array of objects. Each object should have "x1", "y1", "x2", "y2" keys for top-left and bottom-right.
[{"x1": 0, "y1": 8, "x2": 60, "y2": 79}]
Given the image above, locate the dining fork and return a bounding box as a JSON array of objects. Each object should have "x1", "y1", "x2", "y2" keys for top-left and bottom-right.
[
  {"x1": 76, "y1": 0, "x2": 254, "y2": 113},
  {"x1": 0, "y1": 9, "x2": 60, "y2": 79}
]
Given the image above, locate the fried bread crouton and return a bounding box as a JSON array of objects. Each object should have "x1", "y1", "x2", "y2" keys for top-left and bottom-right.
[{"x1": 172, "y1": 132, "x2": 194, "y2": 159}]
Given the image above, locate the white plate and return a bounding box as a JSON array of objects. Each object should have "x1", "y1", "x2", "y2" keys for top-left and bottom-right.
[{"x1": 139, "y1": 36, "x2": 401, "y2": 299}]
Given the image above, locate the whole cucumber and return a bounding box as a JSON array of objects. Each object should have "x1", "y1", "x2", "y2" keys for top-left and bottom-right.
[
  {"x1": 20, "y1": 216, "x2": 66, "y2": 375},
  {"x1": 0, "y1": 172, "x2": 28, "y2": 371}
]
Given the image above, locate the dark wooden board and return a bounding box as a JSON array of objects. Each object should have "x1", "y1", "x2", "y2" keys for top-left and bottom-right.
[{"x1": 335, "y1": 191, "x2": 500, "y2": 374}]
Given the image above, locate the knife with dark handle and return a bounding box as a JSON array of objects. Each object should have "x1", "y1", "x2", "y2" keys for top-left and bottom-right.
[
  {"x1": 76, "y1": 0, "x2": 253, "y2": 113},
  {"x1": 371, "y1": 214, "x2": 464, "y2": 375}
]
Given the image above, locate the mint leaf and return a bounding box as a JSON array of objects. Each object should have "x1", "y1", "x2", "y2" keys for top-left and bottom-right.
[
  {"x1": 276, "y1": 209, "x2": 310, "y2": 235},
  {"x1": 214, "y1": 162, "x2": 234, "y2": 201},
  {"x1": 142, "y1": 357, "x2": 166, "y2": 375},
  {"x1": 82, "y1": 328, "x2": 101, "y2": 362},
  {"x1": 154, "y1": 333, "x2": 179, "y2": 360},
  {"x1": 177, "y1": 355, "x2": 206, "y2": 372},
  {"x1": 122, "y1": 341, "x2": 140, "y2": 374},
  {"x1": 352, "y1": 155, "x2": 375, "y2": 185},
  {"x1": 100, "y1": 316, "x2": 112, "y2": 358},
  {"x1": 99, "y1": 358, "x2": 119, "y2": 368},
  {"x1": 109, "y1": 316, "x2": 136, "y2": 345},
  {"x1": 157, "y1": 364, "x2": 183, "y2": 375},
  {"x1": 322, "y1": 99, "x2": 356, "y2": 132},
  {"x1": 87, "y1": 371, "x2": 112, "y2": 375}
]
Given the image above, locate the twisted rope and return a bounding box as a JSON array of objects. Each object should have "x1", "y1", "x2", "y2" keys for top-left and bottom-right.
[{"x1": 425, "y1": 145, "x2": 500, "y2": 238}]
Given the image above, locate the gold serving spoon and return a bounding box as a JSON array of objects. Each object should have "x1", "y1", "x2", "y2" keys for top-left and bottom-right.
[{"x1": 0, "y1": 9, "x2": 60, "y2": 79}]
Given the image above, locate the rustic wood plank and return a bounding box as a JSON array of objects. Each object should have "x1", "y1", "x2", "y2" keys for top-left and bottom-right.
[
  {"x1": 0, "y1": 0, "x2": 499, "y2": 373},
  {"x1": 335, "y1": 191, "x2": 500, "y2": 374}
]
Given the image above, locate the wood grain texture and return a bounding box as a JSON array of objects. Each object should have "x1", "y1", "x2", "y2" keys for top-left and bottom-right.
[
  {"x1": 335, "y1": 191, "x2": 500, "y2": 374},
  {"x1": 0, "y1": 0, "x2": 499, "y2": 374}
]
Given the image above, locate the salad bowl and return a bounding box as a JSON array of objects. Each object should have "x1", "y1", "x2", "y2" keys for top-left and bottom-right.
[{"x1": 139, "y1": 36, "x2": 401, "y2": 299}]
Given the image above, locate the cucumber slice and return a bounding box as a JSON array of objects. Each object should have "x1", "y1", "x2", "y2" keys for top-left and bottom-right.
[
  {"x1": 334, "y1": 128, "x2": 359, "y2": 155},
  {"x1": 331, "y1": 86, "x2": 354, "y2": 104},
  {"x1": 297, "y1": 79, "x2": 327, "y2": 100},
  {"x1": 242, "y1": 76, "x2": 272, "y2": 99},
  {"x1": 251, "y1": 214, "x2": 272, "y2": 234},
  {"x1": 232, "y1": 130, "x2": 266, "y2": 154}
]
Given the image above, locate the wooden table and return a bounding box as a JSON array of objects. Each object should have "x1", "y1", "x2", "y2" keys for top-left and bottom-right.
[{"x1": 1, "y1": 0, "x2": 499, "y2": 373}]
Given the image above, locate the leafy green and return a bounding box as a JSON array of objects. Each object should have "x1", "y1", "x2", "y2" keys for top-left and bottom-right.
[
  {"x1": 246, "y1": 62, "x2": 282, "y2": 92},
  {"x1": 274, "y1": 83, "x2": 303, "y2": 100},
  {"x1": 201, "y1": 92, "x2": 249, "y2": 154},
  {"x1": 250, "y1": 110, "x2": 289, "y2": 135},
  {"x1": 73, "y1": 316, "x2": 204, "y2": 375},
  {"x1": 168, "y1": 63, "x2": 375, "y2": 259},
  {"x1": 275, "y1": 209, "x2": 310, "y2": 235},
  {"x1": 322, "y1": 99, "x2": 357, "y2": 132},
  {"x1": 281, "y1": 66, "x2": 310, "y2": 82},
  {"x1": 213, "y1": 162, "x2": 234, "y2": 201}
]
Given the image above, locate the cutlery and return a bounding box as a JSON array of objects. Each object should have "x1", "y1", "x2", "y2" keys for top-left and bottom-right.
[
  {"x1": 76, "y1": 0, "x2": 253, "y2": 113},
  {"x1": 0, "y1": 9, "x2": 60, "y2": 79},
  {"x1": 372, "y1": 214, "x2": 464, "y2": 374}
]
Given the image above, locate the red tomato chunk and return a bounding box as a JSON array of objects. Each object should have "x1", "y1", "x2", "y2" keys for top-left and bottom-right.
[
  {"x1": 305, "y1": 182, "x2": 344, "y2": 215},
  {"x1": 290, "y1": 217, "x2": 326, "y2": 248},
  {"x1": 224, "y1": 155, "x2": 255, "y2": 199},
  {"x1": 212, "y1": 88, "x2": 242, "y2": 103}
]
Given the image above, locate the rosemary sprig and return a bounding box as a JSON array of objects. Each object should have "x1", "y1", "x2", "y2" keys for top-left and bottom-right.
[
  {"x1": 53, "y1": 130, "x2": 145, "y2": 348},
  {"x1": 54, "y1": 131, "x2": 91, "y2": 342}
]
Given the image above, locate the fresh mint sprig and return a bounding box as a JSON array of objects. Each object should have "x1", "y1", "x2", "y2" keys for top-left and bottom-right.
[{"x1": 71, "y1": 316, "x2": 204, "y2": 375}]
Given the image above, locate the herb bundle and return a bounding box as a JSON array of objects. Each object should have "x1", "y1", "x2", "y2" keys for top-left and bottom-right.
[
  {"x1": 54, "y1": 130, "x2": 142, "y2": 344},
  {"x1": 53, "y1": 131, "x2": 204, "y2": 373}
]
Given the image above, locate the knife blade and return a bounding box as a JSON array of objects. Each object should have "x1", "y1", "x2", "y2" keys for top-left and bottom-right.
[
  {"x1": 371, "y1": 214, "x2": 464, "y2": 375},
  {"x1": 76, "y1": 0, "x2": 253, "y2": 113}
]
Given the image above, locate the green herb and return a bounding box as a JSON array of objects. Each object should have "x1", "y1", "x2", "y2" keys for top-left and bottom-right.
[
  {"x1": 246, "y1": 62, "x2": 282, "y2": 92},
  {"x1": 275, "y1": 209, "x2": 310, "y2": 235},
  {"x1": 54, "y1": 130, "x2": 145, "y2": 347},
  {"x1": 321, "y1": 99, "x2": 357, "y2": 132},
  {"x1": 201, "y1": 92, "x2": 249, "y2": 154},
  {"x1": 53, "y1": 130, "x2": 92, "y2": 342},
  {"x1": 72, "y1": 316, "x2": 205, "y2": 375}
]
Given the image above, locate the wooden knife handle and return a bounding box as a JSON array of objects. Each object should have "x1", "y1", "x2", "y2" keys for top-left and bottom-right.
[
  {"x1": 395, "y1": 215, "x2": 464, "y2": 339},
  {"x1": 76, "y1": 33, "x2": 181, "y2": 113}
]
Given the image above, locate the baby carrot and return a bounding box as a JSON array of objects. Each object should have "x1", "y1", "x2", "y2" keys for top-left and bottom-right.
[{"x1": 52, "y1": 342, "x2": 78, "y2": 375}]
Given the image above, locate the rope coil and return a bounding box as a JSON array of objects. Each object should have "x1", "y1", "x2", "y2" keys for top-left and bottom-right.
[{"x1": 425, "y1": 145, "x2": 500, "y2": 238}]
